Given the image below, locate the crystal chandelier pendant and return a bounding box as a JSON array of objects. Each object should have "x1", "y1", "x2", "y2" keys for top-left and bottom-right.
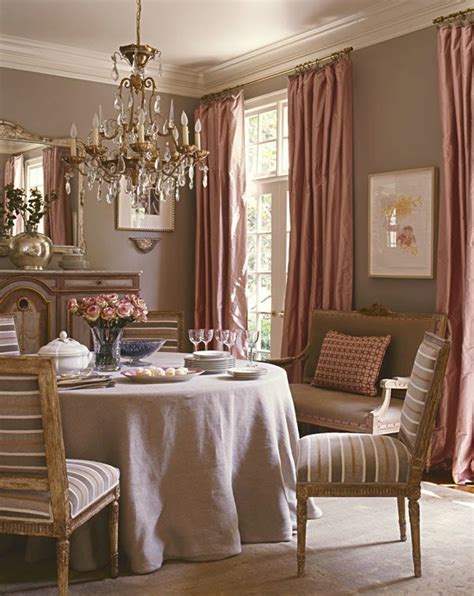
[{"x1": 63, "y1": 0, "x2": 209, "y2": 209}]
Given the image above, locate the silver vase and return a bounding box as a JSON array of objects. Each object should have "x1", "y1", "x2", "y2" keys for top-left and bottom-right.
[{"x1": 9, "y1": 230, "x2": 53, "y2": 270}]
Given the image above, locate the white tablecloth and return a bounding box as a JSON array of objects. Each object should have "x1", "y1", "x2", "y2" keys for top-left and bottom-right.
[{"x1": 55, "y1": 354, "x2": 309, "y2": 573}]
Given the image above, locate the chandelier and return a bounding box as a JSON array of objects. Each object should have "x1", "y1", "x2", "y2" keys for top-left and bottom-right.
[{"x1": 64, "y1": 0, "x2": 209, "y2": 206}]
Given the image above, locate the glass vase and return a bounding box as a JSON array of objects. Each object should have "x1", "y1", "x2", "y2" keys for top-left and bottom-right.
[{"x1": 90, "y1": 325, "x2": 123, "y2": 372}]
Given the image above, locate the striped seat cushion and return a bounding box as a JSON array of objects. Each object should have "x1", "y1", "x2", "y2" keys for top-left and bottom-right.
[
  {"x1": 399, "y1": 333, "x2": 444, "y2": 451},
  {"x1": 297, "y1": 433, "x2": 411, "y2": 484},
  {"x1": 0, "y1": 459, "x2": 119, "y2": 521},
  {"x1": 0, "y1": 316, "x2": 20, "y2": 355}
]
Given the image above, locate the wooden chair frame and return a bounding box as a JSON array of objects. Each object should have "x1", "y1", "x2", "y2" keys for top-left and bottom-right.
[
  {"x1": 296, "y1": 336, "x2": 450, "y2": 579},
  {"x1": 123, "y1": 309, "x2": 185, "y2": 352},
  {"x1": 0, "y1": 356, "x2": 120, "y2": 595}
]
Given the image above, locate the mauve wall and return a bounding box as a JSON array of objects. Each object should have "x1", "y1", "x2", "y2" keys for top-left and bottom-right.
[
  {"x1": 0, "y1": 68, "x2": 198, "y2": 326},
  {"x1": 245, "y1": 27, "x2": 440, "y2": 314}
]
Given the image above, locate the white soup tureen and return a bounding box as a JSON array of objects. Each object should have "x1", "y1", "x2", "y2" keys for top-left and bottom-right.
[{"x1": 38, "y1": 331, "x2": 93, "y2": 376}]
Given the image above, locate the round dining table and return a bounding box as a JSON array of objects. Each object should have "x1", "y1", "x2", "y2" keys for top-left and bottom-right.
[{"x1": 55, "y1": 353, "x2": 316, "y2": 574}]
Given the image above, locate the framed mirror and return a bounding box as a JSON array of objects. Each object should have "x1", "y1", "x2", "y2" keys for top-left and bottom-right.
[{"x1": 0, "y1": 120, "x2": 85, "y2": 254}]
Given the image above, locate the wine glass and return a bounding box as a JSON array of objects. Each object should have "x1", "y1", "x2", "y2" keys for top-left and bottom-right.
[
  {"x1": 201, "y1": 329, "x2": 214, "y2": 350},
  {"x1": 214, "y1": 329, "x2": 229, "y2": 350},
  {"x1": 223, "y1": 330, "x2": 237, "y2": 356},
  {"x1": 188, "y1": 329, "x2": 203, "y2": 353},
  {"x1": 243, "y1": 330, "x2": 260, "y2": 367}
]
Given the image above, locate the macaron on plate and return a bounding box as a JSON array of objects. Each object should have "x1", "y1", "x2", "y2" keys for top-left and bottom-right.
[{"x1": 121, "y1": 366, "x2": 204, "y2": 383}]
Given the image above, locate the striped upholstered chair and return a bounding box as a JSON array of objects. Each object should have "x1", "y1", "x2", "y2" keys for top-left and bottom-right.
[
  {"x1": 0, "y1": 315, "x2": 20, "y2": 355},
  {"x1": 296, "y1": 332, "x2": 450, "y2": 579},
  {"x1": 0, "y1": 356, "x2": 120, "y2": 595}
]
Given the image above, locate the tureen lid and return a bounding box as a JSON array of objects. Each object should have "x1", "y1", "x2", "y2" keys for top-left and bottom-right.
[{"x1": 38, "y1": 331, "x2": 90, "y2": 357}]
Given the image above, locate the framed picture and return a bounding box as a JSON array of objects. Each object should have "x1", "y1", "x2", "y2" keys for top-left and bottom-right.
[
  {"x1": 116, "y1": 180, "x2": 175, "y2": 232},
  {"x1": 368, "y1": 167, "x2": 436, "y2": 279}
]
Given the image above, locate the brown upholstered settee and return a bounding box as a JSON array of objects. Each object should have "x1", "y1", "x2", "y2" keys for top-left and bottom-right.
[{"x1": 270, "y1": 305, "x2": 446, "y2": 435}]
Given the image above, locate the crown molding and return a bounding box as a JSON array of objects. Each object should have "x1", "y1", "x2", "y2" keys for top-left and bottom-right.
[
  {"x1": 0, "y1": 0, "x2": 470, "y2": 98},
  {"x1": 202, "y1": 0, "x2": 470, "y2": 92},
  {"x1": 0, "y1": 34, "x2": 206, "y2": 97}
]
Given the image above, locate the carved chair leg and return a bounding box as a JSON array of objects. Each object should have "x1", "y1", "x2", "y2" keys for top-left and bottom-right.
[
  {"x1": 56, "y1": 538, "x2": 70, "y2": 596},
  {"x1": 296, "y1": 491, "x2": 308, "y2": 577},
  {"x1": 109, "y1": 498, "x2": 119, "y2": 579},
  {"x1": 397, "y1": 496, "x2": 407, "y2": 542},
  {"x1": 408, "y1": 497, "x2": 421, "y2": 577}
]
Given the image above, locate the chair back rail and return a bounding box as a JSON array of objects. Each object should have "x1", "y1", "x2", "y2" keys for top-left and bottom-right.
[
  {"x1": 123, "y1": 310, "x2": 185, "y2": 352},
  {"x1": 0, "y1": 356, "x2": 69, "y2": 526},
  {"x1": 302, "y1": 307, "x2": 446, "y2": 386}
]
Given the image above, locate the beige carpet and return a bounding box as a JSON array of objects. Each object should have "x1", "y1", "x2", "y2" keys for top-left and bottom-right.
[{"x1": 2, "y1": 482, "x2": 473, "y2": 595}]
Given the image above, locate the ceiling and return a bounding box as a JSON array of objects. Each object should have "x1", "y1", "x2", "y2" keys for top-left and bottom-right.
[
  {"x1": 0, "y1": 0, "x2": 470, "y2": 95},
  {"x1": 0, "y1": 0, "x2": 384, "y2": 68}
]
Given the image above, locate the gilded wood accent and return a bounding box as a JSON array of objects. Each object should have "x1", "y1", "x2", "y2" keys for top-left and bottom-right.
[
  {"x1": 0, "y1": 356, "x2": 120, "y2": 594},
  {"x1": 397, "y1": 496, "x2": 407, "y2": 542}
]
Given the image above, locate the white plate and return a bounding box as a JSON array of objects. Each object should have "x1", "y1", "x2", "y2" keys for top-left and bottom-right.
[
  {"x1": 228, "y1": 367, "x2": 267, "y2": 376},
  {"x1": 192, "y1": 350, "x2": 229, "y2": 360},
  {"x1": 121, "y1": 368, "x2": 204, "y2": 384}
]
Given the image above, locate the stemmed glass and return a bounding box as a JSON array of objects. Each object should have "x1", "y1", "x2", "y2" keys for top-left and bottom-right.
[
  {"x1": 214, "y1": 329, "x2": 229, "y2": 350},
  {"x1": 243, "y1": 330, "x2": 260, "y2": 367},
  {"x1": 223, "y1": 330, "x2": 237, "y2": 356},
  {"x1": 201, "y1": 329, "x2": 214, "y2": 350},
  {"x1": 188, "y1": 329, "x2": 204, "y2": 352}
]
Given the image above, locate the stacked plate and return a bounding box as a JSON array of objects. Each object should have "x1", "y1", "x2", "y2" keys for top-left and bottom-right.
[
  {"x1": 184, "y1": 350, "x2": 235, "y2": 374},
  {"x1": 228, "y1": 366, "x2": 267, "y2": 380}
]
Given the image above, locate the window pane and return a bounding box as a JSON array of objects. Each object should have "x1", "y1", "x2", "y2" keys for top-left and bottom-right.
[
  {"x1": 281, "y1": 138, "x2": 289, "y2": 174},
  {"x1": 259, "y1": 109, "x2": 277, "y2": 142},
  {"x1": 260, "y1": 314, "x2": 271, "y2": 352},
  {"x1": 246, "y1": 115, "x2": 258, "y2": 144},
  {"x1": 247, "y1": 274, "x2": 257, "y2": 311},
  {"x1": 247, "y1": 195, "x2": 257, "y2": 233},
  {"x1": 258, "y1": 234, "x2": 271, "y2": 271},
  {"x1": 283, "y1": 104, "x2": 288, "y2": 138},
  {"x1": 258, "y1": 274, "x2": 271, "y2": 311},
  {"x1": 257, "y1": 141, "x2": 277, "y2": 175},
  {"x1": 246, "y1": 145, "x2": 257, "y2": 178},
  {"x1": 248, "y1": 234, "x2": 256, "y2": 272},
  {"x1": 258, "y1": 193, "x2": 271, "y2": 232}
]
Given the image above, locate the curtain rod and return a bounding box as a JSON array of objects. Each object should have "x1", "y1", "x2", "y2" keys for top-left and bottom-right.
[
  {"x1": 433, "y1": 7, "x2": 473, "y2": 24},
  {"x1": 201, "y1": 46, "x2": 353, "y2": 100}
]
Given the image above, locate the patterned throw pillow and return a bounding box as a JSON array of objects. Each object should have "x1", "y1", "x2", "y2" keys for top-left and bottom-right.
[{"x1": 312, "y1": 330, "x2": 391, "y2": 396}]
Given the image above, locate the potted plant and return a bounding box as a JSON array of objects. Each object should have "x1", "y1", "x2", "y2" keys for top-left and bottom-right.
[
  {"x1": 0, "y1": 190, "x2": 16, "y2": 257},
  {"x1": 67, "y1": 293, "x2": 148, "y2": 371},
  {"x1": 5, "y1": 184, "x2": 57, "y2": 270}
]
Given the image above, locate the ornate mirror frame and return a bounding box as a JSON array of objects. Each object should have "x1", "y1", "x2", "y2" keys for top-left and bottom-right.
[{"x1": 0, "y1": 119, "x2": 85, "y2": 255}]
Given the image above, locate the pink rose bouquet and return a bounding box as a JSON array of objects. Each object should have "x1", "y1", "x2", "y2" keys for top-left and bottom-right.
[{"x1": 67, "y1": 293, "x2": 148, "y2": 328}]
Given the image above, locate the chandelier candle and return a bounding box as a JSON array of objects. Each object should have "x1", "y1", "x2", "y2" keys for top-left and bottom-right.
[{"x1": 63, "y1": 0, "x2": 209, "y2": 207}]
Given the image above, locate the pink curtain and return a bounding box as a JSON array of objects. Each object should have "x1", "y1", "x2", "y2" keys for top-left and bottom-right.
[
  {"x1": 282, "y1": 58, "x2": 353, "y2": 381},
  {"x1": 3, "y1": 157, "x2": 14, "y2": 188},
  {"x1": 431, "y1": 22, "x2": 473, "y2": 484},
  {"x1": 194, "y1": 91, "x2": 247, "y2": 355},
  {"x1": 43, "y1": 146, "x2": 72, "y2": 245}
]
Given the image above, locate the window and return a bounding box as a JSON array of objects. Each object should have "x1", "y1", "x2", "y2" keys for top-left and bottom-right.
[
  {"x1": 25, "y1": 157, "x2": 45, "y2": 234},
  {"x1": 245, "y1": 91, "x2": 289, "y2": 359}
]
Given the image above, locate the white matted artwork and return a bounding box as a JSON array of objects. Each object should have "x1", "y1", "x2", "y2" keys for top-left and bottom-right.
[
  {"x1": 116, "y1": 179, "x2": 175, "y2": 232},
  {"x1": 368, "y1": 167, "x2": 436, "y2": 278}
]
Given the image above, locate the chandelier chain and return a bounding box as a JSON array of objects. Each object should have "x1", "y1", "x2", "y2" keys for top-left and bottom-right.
[{"x1": 136, "y1": 0, "x2": 141, "y2": 46}]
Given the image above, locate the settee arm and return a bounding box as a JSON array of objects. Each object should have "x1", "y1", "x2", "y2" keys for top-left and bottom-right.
[
  {"x1": 368, "y1": 377, "x2": 409, "y2": 433},
  {"x1": 266, "y1": 346, "x2": 310, "y2": 370}
]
